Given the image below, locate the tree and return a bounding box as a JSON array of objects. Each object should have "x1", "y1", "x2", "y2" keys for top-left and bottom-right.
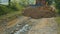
[
  {"x1": 35, "y1": 0, "x2": 54, "y2": 6},
  {"x1": 9, "y1": 0, "x2": 11, "y2": 6},
  {"x1": 55, "y1": 0, "x2": 60, "y2": 14},
  {"x1": 36, "y1": 0, "x2": 41, "y2": 5}
]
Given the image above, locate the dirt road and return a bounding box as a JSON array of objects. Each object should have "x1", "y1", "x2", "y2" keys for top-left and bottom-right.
[
  {"x1": 28, "y1": 18, "x2": 58, "y2": 34},
  {"x1": 12, "y1": 16, "x2": 58, "y2": 34},
  {"x1": 0, "y1": 16, "x2": 58, "y2": 34}
]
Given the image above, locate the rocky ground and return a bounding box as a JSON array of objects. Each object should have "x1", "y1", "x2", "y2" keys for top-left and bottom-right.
[{"x1": 0, "y1": 16, "x2": 58, "y2": 34}]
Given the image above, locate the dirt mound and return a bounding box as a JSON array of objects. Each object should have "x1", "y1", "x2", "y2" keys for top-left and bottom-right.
[{"x1": 23, "y1": 6, "x2": 56, "y2": 19}]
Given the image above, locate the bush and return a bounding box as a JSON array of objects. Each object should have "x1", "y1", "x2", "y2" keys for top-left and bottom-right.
[
  {"x1": 0, "y1": 5, "x2": 8, "y2": 15},
  {"x1": 55, "y1": 0, "x2": 60, "y2": 14},
  {"x1": 0, "y1": 2, "x2": 24, "y2": 16},
  {"x1": 10, "y1": 2, "x2": 24, "y2": 11},
  {"x1": 0, "y1": 5, "x2": 13, "y2": 16}
]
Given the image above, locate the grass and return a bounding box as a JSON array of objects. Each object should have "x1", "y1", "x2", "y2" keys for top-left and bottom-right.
[
  {"x1": 55, "y1": 16, "x2": 60, "y2": 25},
  {"x1": 55, "y1": 16, "x2": 60, "y2": 34},
  {"x1": 0, "y1": 4, "x2": 25, "y2": 23},
  {"x1": 0, "y1": 11, "x2": 22, "y2": 19}
]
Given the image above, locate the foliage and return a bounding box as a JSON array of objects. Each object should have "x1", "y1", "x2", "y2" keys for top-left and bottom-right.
[
  {"x1": 10, "y1": 3, "x2": 19, "y2": 11},
  {"x1": 55, "y1": 16, "x2": 60, "y2": 34},
  {"x1": 19, "y1": 0, "x2": 35, "y2": 6},
  {"x1": 10, "y1": 0, "x2": 24, "y2": 11},
  {"x1": 0, "y1": 0, "x2": 24, "y2": 16},
  {"x1": 46, "y1": 0, "x2": 54, "y2": 5},
  {"x1": 55, "y1": 0, "x2": 60, "y2": 14},
  {"x1": 1, "y1": 0, "x2": 60, "y2": 16},
  {"x1": 0, "y1": 5, "x2": 13, "y2": 16}
]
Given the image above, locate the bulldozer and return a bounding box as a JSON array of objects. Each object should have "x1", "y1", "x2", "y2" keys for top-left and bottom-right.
[{"x1": 23, "y1": 0, "x2": 56, "y2": 19}]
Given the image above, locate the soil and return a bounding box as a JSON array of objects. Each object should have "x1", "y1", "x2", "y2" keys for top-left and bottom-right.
[
  {"x1": 23, "y1": 6, "x2": 56, "y2": 19},
  {"x1": 0, "y1": 16, "x2": 58, "y2": 34}
]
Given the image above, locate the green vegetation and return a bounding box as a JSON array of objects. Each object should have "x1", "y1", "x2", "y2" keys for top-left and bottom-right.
[
  {"x1": 55, "y1": 0, "x2": 60, "y2": 14},
  {"x1": 0, "y1": 5, "x2": 14, "y2": 16},
  {"x1": 0, "y1": 0, "x2": 35, "y2": 15},
  {"x1": 0, "y1": 0, "x2": 35, "y2": 17},
  {"x1": 0, "y1": 0, "x2": 60, "y2": 18},
  {"x1": 0, "y1": 5, "x2": 23, "y2": 17},
  {"x1": 55, "y1": 17, "x2": 60, "y2": 25},
  {"x1": 0, "y1": 0, "x2": 24, "y2": 14},
  {"x1": 0, "y1": 1, "x2": 25, "y2": 19},
  {"x1": 46, "y1": 0, "x2": 60, "y2": 14},
  {"x1": 55, "y1": 16, "x2": 60, "y2": 34},
  {"x1": 0, "y1": 0, "x2": 60, "y2": 33}
]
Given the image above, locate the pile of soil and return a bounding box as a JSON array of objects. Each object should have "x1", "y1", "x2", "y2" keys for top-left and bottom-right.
[{"x1": 23, "y1": 6, "x2": 56, "y2": 19}]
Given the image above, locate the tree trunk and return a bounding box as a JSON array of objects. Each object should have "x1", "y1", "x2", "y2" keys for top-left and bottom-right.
[
  {"x1": 9, "y1": 0, "x2": 10, "y2": 6},
  {"x1": 36, "y1": 0, "x2": 41, "y2": 5}
]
